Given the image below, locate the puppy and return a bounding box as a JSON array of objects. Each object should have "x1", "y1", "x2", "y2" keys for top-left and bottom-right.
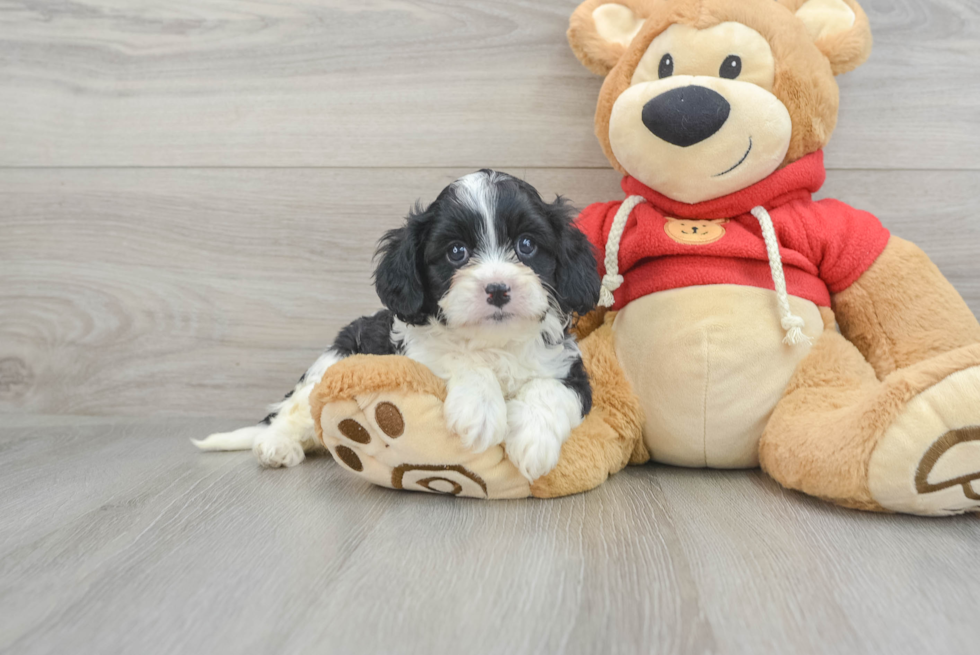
[{"x1": 193, "y1": 170, "x2": 600, "y2": 480}]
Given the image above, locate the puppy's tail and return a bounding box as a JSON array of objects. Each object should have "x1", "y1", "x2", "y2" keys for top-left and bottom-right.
[
  {"x1": 193, "y1": 350, "x2": 340, "y2": 454},
  {"x1": 192, "y1": 424, "x2": 266, "y2": 451}
]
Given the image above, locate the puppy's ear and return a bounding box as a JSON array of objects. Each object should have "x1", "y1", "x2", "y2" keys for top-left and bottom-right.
[
  {"x1": 550, "y1": 198, "x2": 601, "y2": 316},
  {"x1": 374, "y1": 204, "x2": 432, "y2": 323}
]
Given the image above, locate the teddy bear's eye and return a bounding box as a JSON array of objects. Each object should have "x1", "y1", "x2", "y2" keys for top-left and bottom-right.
[
  {"x1": 720, "y1": 54, "x2": 741, "y2": 79},
  {"x1": 658, "y1": 54, "x2": 674, "y2": 79}
]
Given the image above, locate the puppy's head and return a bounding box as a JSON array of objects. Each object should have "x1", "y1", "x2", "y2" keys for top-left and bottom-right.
[{"x1": 375, "y1": 170, "x2": 600, "y2": 330}]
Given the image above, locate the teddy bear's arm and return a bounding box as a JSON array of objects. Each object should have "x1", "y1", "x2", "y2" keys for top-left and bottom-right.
[{"x1": 831, "y1": 236, "x2": 980, "y2": 379}]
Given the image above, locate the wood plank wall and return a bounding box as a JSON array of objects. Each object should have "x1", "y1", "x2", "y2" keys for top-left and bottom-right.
[{"x1": 1, "y1": 0, "x2": 978, "y2": 419}]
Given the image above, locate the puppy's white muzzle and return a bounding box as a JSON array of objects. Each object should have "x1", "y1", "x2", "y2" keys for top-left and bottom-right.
[{"x1": 440, "y1": 259, "x2": 550, "y2": 328}]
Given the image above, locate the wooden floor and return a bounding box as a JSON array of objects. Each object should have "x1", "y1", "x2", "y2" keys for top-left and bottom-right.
[
  {"x1": 0, "y1": 416, "x2": 978, "y2": 655},
  {"x1": 2, "y1": 0, "x2": 979, "y2": 653}
]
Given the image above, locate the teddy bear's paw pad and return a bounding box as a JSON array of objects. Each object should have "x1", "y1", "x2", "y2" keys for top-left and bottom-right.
[
  {"x1": 317, "y1": 392, "x2": 531, "y2": 500},
  {"x1": 373, "y1": 402, "x2": 405, "y2": 438},
  {"x1": 333, "y1": 444, "x2": 365, "y2": 472},
  {"x1": 392, "y1": 464, "x2": 488, "y2": 497},
  {"x1": 869, "y1": 365, "x2": 980, "y2": 516}
]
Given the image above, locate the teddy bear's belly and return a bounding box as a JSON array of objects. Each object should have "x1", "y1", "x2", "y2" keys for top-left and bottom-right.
[{"x1": 612, "y1": 285, "x2": 825, "y2": 468}]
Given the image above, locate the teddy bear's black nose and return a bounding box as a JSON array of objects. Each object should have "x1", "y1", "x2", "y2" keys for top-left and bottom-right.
[{"x1": 642, "y1": 85, "x2": 731, "y2": 147}]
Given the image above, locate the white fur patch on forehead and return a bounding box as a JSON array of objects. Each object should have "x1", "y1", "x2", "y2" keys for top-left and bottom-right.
[
  {"x1": 473, "y1": 246, "x2": 519, "y2": 266},
  {"x1": 454, "y1": 171, "x2": 502, "y2": 249}
]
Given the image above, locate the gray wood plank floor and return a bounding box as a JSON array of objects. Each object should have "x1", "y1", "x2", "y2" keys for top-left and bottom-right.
[
  {"x1": 2, "y1": 0, "x2": 980, "y2": 653},
  {"x1": 1, "y1": 416, "x2": 978, "y2": 655}
]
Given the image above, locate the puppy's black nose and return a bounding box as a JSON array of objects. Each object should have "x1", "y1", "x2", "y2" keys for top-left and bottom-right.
[
  {"x1": 486, "y1": 283, "x2": 510, "y2": 308},
  {"x1": 642, "y1": 85, "x2": 731, "y2": 147}
]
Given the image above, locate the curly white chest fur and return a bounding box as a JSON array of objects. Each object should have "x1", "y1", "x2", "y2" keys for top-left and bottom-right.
[{"x1": 392, "y1": 313, "x2": 580, "y2": 398}]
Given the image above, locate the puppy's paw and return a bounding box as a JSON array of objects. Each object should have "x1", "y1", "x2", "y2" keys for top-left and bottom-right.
[
  {"x1": 444, "y1": 383, "x2": 508, "y2": 453},
  {"x1": 253, "y1": 432, "x2": 306, "y2": 468},
  {"x1": 504, "y1": 403, "x2": 564, "y2": 481},
  {"x1": 504, "y1": 378, "x2": 584, "y2": 481}
]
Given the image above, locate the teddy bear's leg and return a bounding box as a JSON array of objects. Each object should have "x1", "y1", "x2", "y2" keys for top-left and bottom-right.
[
  {"x1": 760, "y1": 307, "x2": 980, "y2": 515},
  {"x1": 310, "y1": 355, "x2": 532, "y2": 499},
  {"x1": 530, "y1": 312, "x2": 646, "y2": 498},
  {"x1": 834, "y1": 236, "x2": 980, "y2": 514}
]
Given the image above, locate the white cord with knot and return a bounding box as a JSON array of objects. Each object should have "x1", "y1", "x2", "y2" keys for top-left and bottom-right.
[
  {"x1": 750, "y1": 205, "x2": 812, "y2": 346},
  {"x1": 599, "y1": 195, "x2": 647, "y2": 308}
]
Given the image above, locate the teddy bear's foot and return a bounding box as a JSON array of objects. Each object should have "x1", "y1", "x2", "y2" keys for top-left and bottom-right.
[
  {"x1": 869, "y1": 365, "x2": 980, "y2": 516},
  {"x1": 310, "y1": 356, "x2": 531, "y2": 499},
  {"x1": 319, "y1": 395, "x2": 531, "y2": 499}
]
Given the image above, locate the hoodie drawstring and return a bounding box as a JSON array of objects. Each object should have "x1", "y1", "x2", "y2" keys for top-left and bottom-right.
[
  {"x1": 750, "y1": 206, "x2": 811, "y2": 346},
  {"x1": 599, "y1": 195, "x2": 646, "y2": 308},
  {"x1": 597, "y1": 200, "x2": 810, "y2": 347}
]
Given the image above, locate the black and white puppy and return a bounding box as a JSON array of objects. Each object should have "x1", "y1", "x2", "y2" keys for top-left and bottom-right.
[{"x1": 194, "y1": 170, "x2": 600, "y2": 480}]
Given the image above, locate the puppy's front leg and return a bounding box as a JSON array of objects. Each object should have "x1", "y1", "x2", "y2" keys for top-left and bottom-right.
[
  {"x1": 444, "y1": 367, "x2": 508, "y2": 452},
  {"x1": 505, "y1": 378, "x2": 585, "y2": 481}
]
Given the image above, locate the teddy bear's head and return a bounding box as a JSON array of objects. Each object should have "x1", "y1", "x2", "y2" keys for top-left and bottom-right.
[{"x1": 568, "y1": 0, "x2": 872, "y2": 204}]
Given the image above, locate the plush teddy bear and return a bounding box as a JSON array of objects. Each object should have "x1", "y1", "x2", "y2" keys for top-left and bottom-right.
[{"x1": 309, "y1": 0, "x2": 980, "y2": 515}]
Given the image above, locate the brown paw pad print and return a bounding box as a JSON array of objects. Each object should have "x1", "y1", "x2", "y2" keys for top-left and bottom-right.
[
  {"x1": 392, "y1": 464, "x2": 488, "y2": 498},
  {"x1": 915, "y1": 425, "x2": 980, "y2": 501},
  {"x1": 329, "y1": 403, "x2": 408, "y2": 474},
  {"x1": 375, "y1": 401, "x2": 404, "y2": 438},
  {"x1": 334, "y1": 445, "x2": 363, "y2": 472},
  {"x1": 338, "y1": 419, "x2": 371, "y2": 444}
]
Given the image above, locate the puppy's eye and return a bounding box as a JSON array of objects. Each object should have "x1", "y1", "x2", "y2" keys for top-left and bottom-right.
[
  {"x1": 516, "y1": 235, "x2": 537, "y2": 258},
  {"x1": 447, "y1": 242, "x2": 469, "y2": 266},
  {"x1": 720, "y1": 55, "x2": 741, "y2": 79},
  {"x1": 658, "y1": 54, "x2": 674, "y2": 79}
]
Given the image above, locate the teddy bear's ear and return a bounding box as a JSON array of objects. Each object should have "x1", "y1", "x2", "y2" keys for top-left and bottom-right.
[
  {"x1": 568, "y1": 0, "x2": 650, "y2": 76},
  {"x1": 782, "y1": 0, "x2": 873, "y2": 75}
]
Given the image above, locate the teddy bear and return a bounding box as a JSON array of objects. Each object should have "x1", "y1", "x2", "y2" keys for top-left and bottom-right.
[{"x1": 308, "y1": 0, "x2": 980, "y2": 516}]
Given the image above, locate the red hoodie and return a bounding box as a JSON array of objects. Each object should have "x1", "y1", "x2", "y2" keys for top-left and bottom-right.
[{"x1": 575, "y1": 151, "x2": 890, "y2": 309}]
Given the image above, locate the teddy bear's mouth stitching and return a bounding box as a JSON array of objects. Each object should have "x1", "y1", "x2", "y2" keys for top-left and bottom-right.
[{"x1": 714, "y1": 137, "x2": 753, "y2": 177}]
